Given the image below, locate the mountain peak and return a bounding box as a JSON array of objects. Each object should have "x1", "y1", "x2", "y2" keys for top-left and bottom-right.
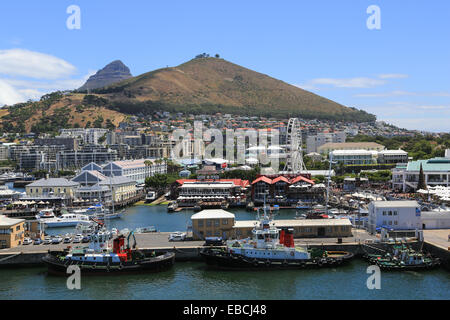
[{"x1": 79, "y1": 60, "x2": 132, "y2": 91}]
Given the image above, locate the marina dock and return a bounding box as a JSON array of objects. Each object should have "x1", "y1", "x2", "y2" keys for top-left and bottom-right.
[{"x1": 2, "y1": 230, "x2": 449, "y2": 269}]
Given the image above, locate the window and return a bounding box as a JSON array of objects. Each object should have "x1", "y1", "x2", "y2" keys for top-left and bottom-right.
[
  {"x1": 206, "y1": 220, "x2": 212, "y2": 227},
  {"x1": 394, "y1": 221, "x2": 398, "y2": 225},
  {"x1": 222, "y1": 219, "x2": 228, "y2": 225},
  {"x1": 393, "y1": 211, "x2": 398, "y2": 216},
  {"x1": 388, "y1": 221, "x2": 392, "y2": 225},
  {"x1": 214, "y1": 219, "x2": 220, "y2": 227},
  {"x1": 382, "y1": 211, "x2": 386, "y2": 216},
  {"x1": 388, "y1": 211, "x2": 392, "y2": 216},
  {"x1": 198, "y1": 220, "x2": 204, "y2": 227},
  {"x1": 16, "y1": 225, "x2": 20, "y2": 231}
]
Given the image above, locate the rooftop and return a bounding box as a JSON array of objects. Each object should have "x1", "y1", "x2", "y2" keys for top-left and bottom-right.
[
  {"x1": 371, "y1": 200, "x2": 419, "y2": 208},
  {"x1": 26, "y1": 178, "x2": 78, "y2": 188},
  {"x1": 233, "y1": 218, "x2": 352, "y2": 228},
  {"x1": 191, "y1": 209, "x2": 235, "y2": 220},
  {"x1": 0, "y1": 215, "x2": 24, "y2": 227}
]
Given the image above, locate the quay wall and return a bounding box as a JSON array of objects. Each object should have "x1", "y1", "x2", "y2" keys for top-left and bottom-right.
[
  {"x1": 423, "y1": 241, "x2": 450, "y2": 271},
  {"x1": 2, "y1": 241, "x2": 448, "y2": 271}
]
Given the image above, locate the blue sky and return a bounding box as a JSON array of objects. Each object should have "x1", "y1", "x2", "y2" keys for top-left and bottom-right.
[{"x1": 0, "y1": 1, "x2": 449, "y2": 132}]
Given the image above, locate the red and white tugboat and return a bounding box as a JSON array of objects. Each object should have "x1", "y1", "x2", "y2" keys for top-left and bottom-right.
[
  {"x1": 43, "y1": 221, "x2": 175, "y2": 275},
  {"x1": 201, "y1": 205, "x2": 353, "y2": 270}
]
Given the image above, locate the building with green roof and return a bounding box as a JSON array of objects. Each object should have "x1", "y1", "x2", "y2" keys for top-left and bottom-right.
[{"x1": 392, "y1": 154, "x2": 450, "y2": 192}]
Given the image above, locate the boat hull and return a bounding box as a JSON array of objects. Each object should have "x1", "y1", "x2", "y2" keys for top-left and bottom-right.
[
  {"x1": 42, "y1": 251, "x2": 175, "y2": 275},
  {"x1": 200, "y1": 249, "x2": 354, "y2": 270}
]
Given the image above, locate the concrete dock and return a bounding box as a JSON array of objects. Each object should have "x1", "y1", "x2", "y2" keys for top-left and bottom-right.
[{"x1": 1, "y1": 230, "x2": 449, "y2": 270}]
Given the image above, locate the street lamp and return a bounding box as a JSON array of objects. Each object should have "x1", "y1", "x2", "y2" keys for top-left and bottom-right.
[{"x1": 325, "y1": 151, "x2": 338, "y2": 215}]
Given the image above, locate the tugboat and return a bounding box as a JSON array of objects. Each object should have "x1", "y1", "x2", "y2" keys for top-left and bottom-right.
[
  {"x1": 42, "y1": 221, "x2": 175, "y2": 275},
  {"x1": 364, "y1": 244, "x2": 440, "y2": 271},
  {"x1": 200, "y1": 205, "x2": 354, "y2": 270}
]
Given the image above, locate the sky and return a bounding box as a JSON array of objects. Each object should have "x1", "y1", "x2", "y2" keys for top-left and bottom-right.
[{"x1": 0, "y1": 1, "x2": 449, "y2": 132}]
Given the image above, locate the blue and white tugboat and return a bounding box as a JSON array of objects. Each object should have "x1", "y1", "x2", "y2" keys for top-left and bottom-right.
[
  {"x1": 200, "y1": 206, "x2": 353, "y2": 270},
  {"x1": 42, "y1": 220, "x2": 175, "y2": 275}
]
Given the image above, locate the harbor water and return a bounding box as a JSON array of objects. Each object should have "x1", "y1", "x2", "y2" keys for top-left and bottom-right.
[{"x1": 1, "y1": 203, "x2": 449, "y2": 300}]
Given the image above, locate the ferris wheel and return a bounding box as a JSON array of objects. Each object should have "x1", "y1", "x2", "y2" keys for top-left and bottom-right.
[{"x1": 283, "y1": 118, "x2": 307, "y2": 173}]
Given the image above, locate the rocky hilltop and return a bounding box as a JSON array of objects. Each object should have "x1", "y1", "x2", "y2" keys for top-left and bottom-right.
[{"x1": 79, "y1": 60, "x2": 132, "y2": 91}]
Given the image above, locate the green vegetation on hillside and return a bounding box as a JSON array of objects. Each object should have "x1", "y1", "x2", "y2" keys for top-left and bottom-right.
[{"x1": 347, "y1": 134, "x2": 450, "y2": 160}]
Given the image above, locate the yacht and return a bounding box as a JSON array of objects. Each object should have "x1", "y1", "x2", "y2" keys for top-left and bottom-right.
[
  {"x1": 43, "y1": 213, "x2": 91, "y2": 228},
  {"x1": 86, "y1": 203, "x2": 123, "y2": 219},
  {"x1": 145, "y1": 191, "x2": 157, "y2": 203},
  {"x1": 35, "y1": 208, "x2": 56, "y2": 221}
]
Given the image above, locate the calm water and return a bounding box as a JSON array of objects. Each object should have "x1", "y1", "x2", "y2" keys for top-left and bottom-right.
[
  {"x1": 0, "y1": 260, "x2": 449, "y2": 300},
  {"x1": 1, "y1": 203, "x2": 449, "y2": 300}
]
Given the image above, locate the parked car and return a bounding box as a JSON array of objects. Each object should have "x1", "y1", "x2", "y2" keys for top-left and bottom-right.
[
  {"x1": 203, "y1": 237, "x2": 224, "y2": 246},
  {"x1": 33, "y1": 238, "x2": 42, "y2": 245},
  {"x1": 43, "y1": 237, "x2": 52, "y2": 245},
  {"x1": 81, "y1": 235, "x2": 90, "y2": 243},
  {"x1": 168, "y1": 231, "x2": 186, "y2": 242},
  {"x1": 63, "y1": 236, "x2": 72, "y2": 244},
  {"x1": 73, "y1": 234, "x2": 83, "y2": 243},
  {"x1": 51, "y1": 236, "x2": 63, "y2": 244},
  {"x1": 23, "y1": 237, "x2": 33, "y2": 245}
]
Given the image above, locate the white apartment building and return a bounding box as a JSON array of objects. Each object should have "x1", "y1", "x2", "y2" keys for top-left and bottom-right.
[
  {"x1": 368, "y1": 201, "x2": 422, "y2": 234},
  {"x1": 306, "y1": 132, "x2": 346, "y2": 153},
  {"x1": 330, "y1": 149, "x2": 378, "y2": 165},
  {"x1": 59, "y1": 128, "x2": 108, "y2": 145}
]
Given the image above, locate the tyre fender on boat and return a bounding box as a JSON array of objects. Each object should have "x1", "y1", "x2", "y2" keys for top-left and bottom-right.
[
  {"x1": 118, "y1": 264, "x2": 123, "y2": 270},
  {"x1": 265, "y1": 260, "x2": 271, "y2": 267},
  {"x1": 283, "y1": 260, "x2": 288, "y2": 266},
  {"x1": 253, "y1": 259, "x2": 259, "y2": 267},
  {"x1": 317, "y1": 260, "x2": 323, "y2": 267}
]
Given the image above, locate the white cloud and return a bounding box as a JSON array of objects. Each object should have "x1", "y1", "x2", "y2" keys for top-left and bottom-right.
[
  {"x1": 0, "y1": 80, "x2": 25, "y2": 106},
  {"x1": 354, "y1": 91, "x2": 416, "y2": 98},
  {"x1": 0, "y1": 49, "x2": 76, "y2": 79},
  {"x1": 309, "y1": 77, "x2": 386, "y2": 88},
  {"x1": 377, "y1": 74, "x2": 409, "y2": 79}
]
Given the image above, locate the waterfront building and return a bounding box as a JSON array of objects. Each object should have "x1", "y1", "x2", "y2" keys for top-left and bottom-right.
[
  {"x1": 0, "y1": 215, "x2": 25, "y2": 248},
  {"x1": 71, "y1": 170, "x2": 137, "y2": 203},
  {"x1": 233, "y1": 218, "x2": 352, "y2": 238},
  {"x1": 25, "y1": 178, "x2": 78, "y2": 199},
  {"x1": 368, "y1": 200, "x2": 422, "y2": 234},
  {"x1": 391, "y1": 155, "x2": 450, "y2": 192},
  {"x1": 251, "y1": 174, "x2": 322, "y2": 204},
  {"x1": 102, "y1": 159, "x2": 167, "y2": 184},
  {"x1": 421, "y1": 210, "x2": 450, "y2": 229},
  {"x1": 317, "y1": 142, "x2": 385, "y2": 155},
  {"x1": 191, "y1": 209, "x2": 235, "y2": 240}
]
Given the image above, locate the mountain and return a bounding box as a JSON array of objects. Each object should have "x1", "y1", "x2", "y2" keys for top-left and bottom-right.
[
  {"x1": 79, "y1": 60, "x2": 132, "y2": 91},
  {"x1": 0, "y1": 57, "x2": 375, "y2": 133},
  {"x1": 93, "y1": 57, "x2": 374, "y2": 122}
]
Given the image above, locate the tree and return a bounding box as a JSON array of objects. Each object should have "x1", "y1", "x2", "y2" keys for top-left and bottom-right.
[
  {"x1": 145, "y1": 173, "x2": 169, "y2": 194},
  {"x1": 417, "y1": 163, "x2": 427, "y2": 191}
]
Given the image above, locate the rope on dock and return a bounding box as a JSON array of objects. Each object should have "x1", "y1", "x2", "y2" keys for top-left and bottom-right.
[
  {"x1": 0, "y1": 252, "x2": 21, "y2": 263},
  {"x1": 362, "y1": 243, "x2": 388, "y2": 254}
]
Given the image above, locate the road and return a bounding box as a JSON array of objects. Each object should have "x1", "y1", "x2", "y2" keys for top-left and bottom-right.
[
  {"x1": 1, "y1": 230, "x2": 380, "y2": 254},
  {"x1": 423, "y1": 229, "x2": 450, "y2": 249}
]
